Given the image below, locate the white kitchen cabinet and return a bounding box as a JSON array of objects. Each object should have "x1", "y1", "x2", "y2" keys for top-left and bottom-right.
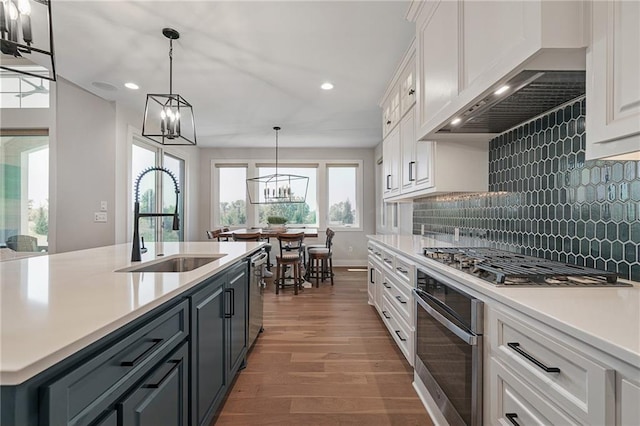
[
  {"x1": 381, "y1": 89, "x2": 400, "y2": 138},
  {"x1": 382, "y1": 126, "x2": 401, "y2": 198},
  {"x1": 400, "y1": 108, "x2": 433, "y2": 194},
  {"x1": 367, "y1": 241, "x2": 416, "y2": 367},
  {"x1": 399, "y1": 51, "x2": 416, "y2": 117},
  {"x1": 486, "y1": 304, "x2": 615, "y2": 426},
  {"x1": 586, "y1": 0, "x2": 640, "y2": 160},
  {"x1": 410, "y1": 0, "x2": 587, "y2": 140}
]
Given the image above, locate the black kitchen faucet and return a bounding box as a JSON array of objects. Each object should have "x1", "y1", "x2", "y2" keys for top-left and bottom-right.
[{"x1": 131, "y1": 167, "x2": 180, "y2": 261}]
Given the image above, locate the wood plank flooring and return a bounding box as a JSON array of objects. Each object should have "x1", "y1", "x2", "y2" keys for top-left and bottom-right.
[{"x1": 213, "y1": 268, "x2": 433, "y2": 425}]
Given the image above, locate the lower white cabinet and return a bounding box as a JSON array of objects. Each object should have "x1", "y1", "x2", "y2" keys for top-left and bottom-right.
[
  {"x1": 367, "y1": 241, "x2": 416, "y2": 367},
  {"x1": 486, "y1": 304, "x2": 615, "y2": 425}
]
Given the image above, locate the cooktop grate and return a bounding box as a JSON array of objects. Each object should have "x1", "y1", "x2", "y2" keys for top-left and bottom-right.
[{"x1": 423, "y1": 247, "x2": 625, "y2": 286}]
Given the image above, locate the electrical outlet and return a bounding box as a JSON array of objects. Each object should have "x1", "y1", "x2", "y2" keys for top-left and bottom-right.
[
  {"x1": 94, "y1": 212, "x2": 107, "y2": 223},
  {"x1": 100, "y1": 201, "x2": 108, "y2": 211},
  {"x1": 421, "y1": 224, "x2": 425, "y2": 235},
  {"x1": 348, "y1": 246, "x2": 353, "y2": 253},
  {"x1": 454, "y1": 227, "x2": 460, "y2": 241}
]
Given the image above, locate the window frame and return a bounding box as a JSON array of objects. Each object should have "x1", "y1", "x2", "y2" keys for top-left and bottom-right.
[
  {"x1": 211, "y1": 159, "x2": 363, "y2": 231},
  {"x1": 325, "y1": 161, "x2": 364, "y2": 231}
]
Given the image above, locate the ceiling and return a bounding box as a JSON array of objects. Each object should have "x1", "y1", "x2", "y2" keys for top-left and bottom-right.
[{"x1": 51, "y1": 1, "x2": 415, "y2": 148}]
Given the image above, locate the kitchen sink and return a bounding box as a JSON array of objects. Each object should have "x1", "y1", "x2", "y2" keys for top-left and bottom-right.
[{"x1": 116, "y1": 254, "x2": 226, "y2": 273}]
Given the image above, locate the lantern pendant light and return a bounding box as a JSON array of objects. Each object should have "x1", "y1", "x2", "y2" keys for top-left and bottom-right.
[{"x1": 142, "y1": 27, "x2": 196, "y2": 146}]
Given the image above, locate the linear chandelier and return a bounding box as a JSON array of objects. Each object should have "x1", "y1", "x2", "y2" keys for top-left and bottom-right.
[
  {"x1": 246, "y1": 126, "x2": 309, "y2": 204},
  {"x1": 142, "y1": 27, "x2": 196, "y2": 146},
  {"x1": 0, "y1": 0, "x2": 56, "y2": 81}
]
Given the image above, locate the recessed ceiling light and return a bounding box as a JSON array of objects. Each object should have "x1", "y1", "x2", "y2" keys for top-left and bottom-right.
[
  {"x1": 321, "y1": 82, "x2": 334, "y2": 90},
  {"x1": 451, "y1": 118, "x2": 462, "y2": 125},
  {"x1": 494, "y1": 85, "x2": 510, "y2": 95},
  {"x1": 91, "y1": 81, "x2": 117, "y2": 92},
  {"x1": 124, "y1": 82, "x2": 139, "y2": 90}
]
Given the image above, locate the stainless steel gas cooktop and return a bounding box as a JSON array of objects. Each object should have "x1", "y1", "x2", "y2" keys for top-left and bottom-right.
[{"x1": 422, "y1": 247, "x2": 630, "y2": 287}]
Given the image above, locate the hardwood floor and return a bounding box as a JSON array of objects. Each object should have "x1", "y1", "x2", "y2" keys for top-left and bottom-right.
[{"x1": 214, "y1": 267, "x2": 433, "y2": 425}]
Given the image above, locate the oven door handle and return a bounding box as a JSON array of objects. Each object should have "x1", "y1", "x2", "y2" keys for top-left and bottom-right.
[{"x1": 413, "y1": 289, "x2": 479, "y2": 346}]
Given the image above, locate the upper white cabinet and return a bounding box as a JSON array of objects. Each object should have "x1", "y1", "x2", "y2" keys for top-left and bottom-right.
[
  {"x1": 410, "y1": 0, "x2": 587, "y2": 141},
  {"x1": 586, "y1": 0, "x2": 640, "y2": 160},
  {"x1": 383, "y1": 125, "x2": 401, "y2": 198},
  {"x1": 401, "y1": 108, "x2": 433, "y2": 193},
  {"x1": 380, "y1": 37, "x2": 488, "y2": 201}
]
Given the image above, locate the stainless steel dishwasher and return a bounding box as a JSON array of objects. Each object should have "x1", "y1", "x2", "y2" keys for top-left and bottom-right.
[{"x1": 248, "y1": 249, "x2": 268, "y2": 348}]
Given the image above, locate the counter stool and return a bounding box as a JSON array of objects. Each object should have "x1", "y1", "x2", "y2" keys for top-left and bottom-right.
[
  {"x1": 275, "y1": 232, "x2": 305, "y2": 295},
  {"x1": 307, "y1": 228, "x2": 335, "y2": 287}
]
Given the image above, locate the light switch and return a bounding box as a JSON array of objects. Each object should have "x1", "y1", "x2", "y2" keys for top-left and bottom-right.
[
  {"x1": 94, "y1": 212, "x2": 107, "y2": 223},
  {"x1": 100, "y1": 201, "x2": 108, "y2": 211}
]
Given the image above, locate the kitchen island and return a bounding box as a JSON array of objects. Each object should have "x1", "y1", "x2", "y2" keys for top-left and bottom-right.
[
  {"x1": 368, "y1": 234, "x2": 640, "y2": 425},
  {"x1": 1, "y1": 241, "x2": 264, "y2": 425}
]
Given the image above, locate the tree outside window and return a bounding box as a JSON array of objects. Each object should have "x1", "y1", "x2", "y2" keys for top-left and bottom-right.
[
  {"x1": 327, "y1": 165, "x2": 359, "y2": 227},
  {"x1": 219, "y1": 166, "x2": 247, "y2": 226}
]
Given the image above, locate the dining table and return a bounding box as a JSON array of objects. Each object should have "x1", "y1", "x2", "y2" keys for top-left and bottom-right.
[{"x1": 219, "y1": 227, "x2": 318, "y2": 239}]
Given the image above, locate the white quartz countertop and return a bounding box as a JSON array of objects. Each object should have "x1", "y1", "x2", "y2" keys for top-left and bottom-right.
[
  {"x1": 0, "y1": 241, "x2": 264, "y2": 385},
  {"x1": 368, "y1": 234, "x2": 640, "y2": 368}
]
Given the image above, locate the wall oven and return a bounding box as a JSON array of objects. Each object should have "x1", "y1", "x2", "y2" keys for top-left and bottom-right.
[{"x1": 413, "y1": 267, "x2": 483, "y2": 426}]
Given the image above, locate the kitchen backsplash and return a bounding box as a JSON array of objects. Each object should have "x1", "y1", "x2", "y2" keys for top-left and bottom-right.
[{"x1": 413, "y1": 97, "x2": 640, "y2": 282}]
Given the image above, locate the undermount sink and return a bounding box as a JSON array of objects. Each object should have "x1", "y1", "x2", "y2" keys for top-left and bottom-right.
[{"x1": 117, "y1": 254, "x2": 226, "y2": 273}]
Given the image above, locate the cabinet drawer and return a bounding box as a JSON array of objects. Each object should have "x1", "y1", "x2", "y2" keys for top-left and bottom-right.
[
  {"x1": 490, "y1": 358, "x2": 580, "y2": 425},
  {"x1": 491, "y1": 307, "x2": 614, "y2": 425},
  {"x1": 381, "y1": 295, "x2": 413, "y2": 365},
  {"x1": 384, "y1": 273, "x2": 412, "y2": 326},
  {"x1": 369, "y1": 244, "x2": 384, "y2": 263},
  {"x1": 380, "y1": 249, "x2": 395, "y2": 271},
  {"x1": 44, "y1": 300, "x2": 189, "y2": 426},
  {"x1": 393, "y1": 255, "x2": 415, "y2": 287}
]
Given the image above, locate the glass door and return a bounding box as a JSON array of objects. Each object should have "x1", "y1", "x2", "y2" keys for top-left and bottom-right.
[{"x1": 131, "y1": 138, "x2": 185, "y2": 243}]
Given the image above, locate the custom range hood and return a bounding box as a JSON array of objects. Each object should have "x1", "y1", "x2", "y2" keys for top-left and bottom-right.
[{"x1": 438, "y1": 70, "x2": 585, "y2": 134}]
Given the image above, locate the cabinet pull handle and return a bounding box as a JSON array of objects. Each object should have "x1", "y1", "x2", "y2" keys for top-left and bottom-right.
[
  {"x1": 386, "y1": 174, "x2": 391, "y2": 190},
  {"x1": 395, "y1": 295, "x2": 407, "y2": 304},
  {"x1": 395, "y1": 330, "x2": 407, "y2": 341},
  {"x1": 396, "y1": 266, "x2": 407, "y2": 274},
  {"x1": 120, "y1": 338, "x2": 164, "y2": 367},
  {"x1": 409, "y1": 161, "x2": 416, "y2": 182},
  {"x1": 383, "y1": 258, "x2": 392, "y2": 264},
  {"x1": 507, "y1": 342, "x2": 560, "y2": 373},
  {"x1": 230, "y1": 288, "x2": 235, "y2": 316},
  {"x1": 145, "y1": 360, "x2": 180, "y2": 389},
  {"x1": 382, "y1": 311, "x2": 391, "y2": 319},
  {"x1": 383, "y1": 282, "x2": 392, "y2": 289},
  {"x1": 505, "y1": 413, "x2": 520, "y2": 426},
  {"x1": 370, "y1": 269, "x2": 375, "y2": 284},
  {"x1": 224, "y1": 289, "x2": 233, "y2": 318},
  {"x1": 408, "y1": 88, "x2": 415, "y2": 96},
  {"x1": 386, "y1": 120, "x2": 391, "y2": 125}
]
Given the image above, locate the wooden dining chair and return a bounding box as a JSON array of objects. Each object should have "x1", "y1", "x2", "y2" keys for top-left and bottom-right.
[
  {"x1": 275, "y1": 232, "x2": 305, "y2": 295},
  {"x1": 307, "y1": 228, "x2": 335, "y2": 287},
  {"x1": 232, "y1": 232, "x2": 262, "y2": 242}
]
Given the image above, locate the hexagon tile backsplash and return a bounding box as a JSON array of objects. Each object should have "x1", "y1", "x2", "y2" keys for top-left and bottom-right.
[{"x1": 413, "y1": 97, "x2": 640, "y2": 282}]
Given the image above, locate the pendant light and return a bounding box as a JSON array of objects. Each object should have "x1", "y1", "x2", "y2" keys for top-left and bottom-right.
[
  {"x1": 142, "y1": 27, "x2": 196, "y2": 146},
  {"x1": 246, "y1": 126, "x2": 309, "y2": 204},
  {"x1": 0, "y1": 0, "x2": 56, "y2": 81}
]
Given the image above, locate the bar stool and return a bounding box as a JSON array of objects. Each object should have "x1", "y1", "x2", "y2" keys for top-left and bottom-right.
[
  {"x1": 275, "y1": 232, "x2": 305, "y2": 295},
  {"x1": 307, "y1": 228, "x2": 335, "y2": 287},
  {"x1": 206, "y1": 229, "x2": 222, "y2": 240}
]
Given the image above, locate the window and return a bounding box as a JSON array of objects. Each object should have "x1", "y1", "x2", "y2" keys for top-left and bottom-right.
[
  {"x1": 131, "y1": 138, "x2": 185, "y2": 242},
  {"x1": 256, "y1": 166, "x2": 317, "y2": 226},
  {"x1": 218, "y1": 166, "x2": 247, "y2": 226},
  {"x1": 0, "y1": 133, "x2": 49, "y2": 251},
  {"x1": 327, "y1": 164, "x2": 359, "y2": 228},
  {"x1": 0, "y1": 68, "x2": 50, "y2": 108}
]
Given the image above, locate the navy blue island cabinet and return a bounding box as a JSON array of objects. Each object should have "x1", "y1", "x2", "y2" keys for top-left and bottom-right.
[{"x1": 0, "y1": 260, "x2": 249, "y2": 426}]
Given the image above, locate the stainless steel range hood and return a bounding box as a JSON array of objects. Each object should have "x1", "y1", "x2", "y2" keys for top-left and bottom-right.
[{"x1": 437, "y1": 70, "x2": 585, "y2": 134}]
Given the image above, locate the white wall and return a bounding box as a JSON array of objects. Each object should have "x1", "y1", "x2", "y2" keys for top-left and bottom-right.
[
  {"x1": 198, "y1": 147, "x2": 376, "y2": 266},
  {"x1": 0, "y1": 78, "x2": 204, "y2": 253},
  {"x1": 55, "y1": 79, "x2": 117, "y2": 252}
]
